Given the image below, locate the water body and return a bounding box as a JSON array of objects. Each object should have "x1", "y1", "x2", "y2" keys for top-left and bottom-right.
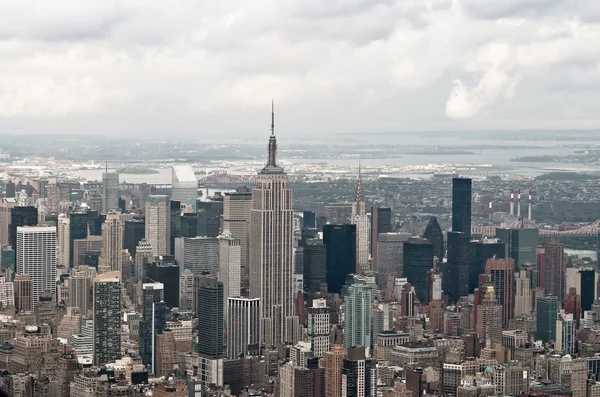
[{"x1": 565, "y1": 248, "x2": 597, "y2": 261}]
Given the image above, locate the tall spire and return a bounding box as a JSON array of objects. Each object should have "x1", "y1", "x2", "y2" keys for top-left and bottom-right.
[
  {"x1": 354, "y1": 162, "x2": 365, "y2": 203},
  {"x1": 265, "y1": 100, "x2": 278, "y2": 169}
]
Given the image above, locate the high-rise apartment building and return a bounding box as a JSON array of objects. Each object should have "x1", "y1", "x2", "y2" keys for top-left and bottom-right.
[
  {"x1": 485, "y1": 258, "x2": 515, "y2": 328},
  {"x1": 174, "y1": 236, "x2": 219, "y2": 276},
  {"x1": 145, "y1": 195, "x2": 170, "y2": 256},
  {"x1": 452, "y1": 178, "x2": 472, "y2": 235},
  {"x1": 226, "y1": 297, "x2": 260, "y2": 359},
  {"x1": 344, "y1": 282, "x2": 372, "y2": 351},
  {"x1": 564, "y1": 287, "x2": 581, "y2": 324},
  {"x1": 98, "y1": 213, "x2": 124, "y2": 274},
  {"x1": 323, "y1": 224, "x2": 356, "y2": 294},
  {"x1": 423, "y1": 216, "x2": 444, "y2": 261},
  {"x1": 13, "y1": 274, "x2": 32, "y2": 312},
  {"x1": 223, "y1": 191, "x2": 252, "y2": 291},
  {"x1": 543, "y1": 240, "x2": 565, "y2": 300},
  {"x1": 69, "y1": 274, "x2": 91, "y2": 317},
  {"x1": 155, "y1": 329, "x2": 178, "y2": 377},
  {"x1": 403, "y1": 238, "x2": 434, "y2": 304},
  {"x1": 16, "y1": 226, "x2": 56, "y2": 307},
  {"x1": 197, "y1": 199, "x2": 223, "y2": 238},
  {"x1": 171, "y1": 165, "x2": 198, "y2": 203},
  {"x1": 352, "y1": 168, "x2": 370, "y2": 273},
  {"x1": 179, "y1": 269, "x2": 194, "y2": 311},
  {"x1": 555, "y1": 312, "x2": 576, "y2": 354},
  {"x1": 218, "y1": 231, "x2": 241, "y2": 318},
  {"x1": 479, "y1": 286, "x2": 502, "y2": 343},
  {"x1": 323, "y1": 345, "x2": 344, "y2": 397},
  {"x1": 307, "y1": 298, "x2": 330, "y2": 358},
  {"x1": 101, "y1": 172, "x2": 119, "y2": 214},
  {"x1": 342, "y1": 346, "x2": 376, "y2": 397},
  {"x1": 93, "y1": 271, "x2": 122, "y2": 367},
  {"x1": 249, "y1": 109, "x2": 298, "y2": 347},
  {"x1": 536, "y1": 295, "x2": 558, "y2": 343}
]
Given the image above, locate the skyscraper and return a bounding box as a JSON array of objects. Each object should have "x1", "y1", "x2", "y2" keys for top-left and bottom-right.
[
  {"x1": 69, "y1": 211, "x2": 99, "y2": 267},
  {"x1": 174, "y1": 236, "x2": 219, "y2": 276},
  {"x1": 323, "y1": 345, "x2": 344, "y2": 397},
  {"x1": 98, "y1": 213, "x2": 124, "y2": 274},
  {"x1": 226, "y1": 297, "x2": 260, "y2": 359},
  {"x1": 377, "y1": 232, "x2": 411, "y2": 291},
  {"x1": 197, "y1": 199, "x2": 223, "y2": 238},
  {"x1": 344, "y1": 282, "x2": 372, "y2": 351},
  {"x1": 485, "y1": 258, "x2": 515, "y2": 328},
  {"x1": 0, "y1": 198, "x2": 17, "y2": 247},
  {"x1": 479, "y1": 285, "x2": 502, "y2": 343},
  {"x1": 342, "y1": 347, "x2": 376, "y2": 397},
  {"x1": 496, "y1": 227, "x2": 539, "y2": 269},
  {"x1": 197, "y1": 276, "x2": 224, "y2": 358},
  {"x1": 403, "y1": 238, "x2": 434, "y2": 304},
  {"x1": 352, "y1": 166, "x2": 370, "y2": 273},
  {"x1": 93, "y1": 271, "x2": 122, "y2": 367},
  {"x1": 218, "y1": 230, "x2": 241, "y2": 318},
  {"x1": 249, "y1": 105, "x2": 298, "y2": 347},
  {"x1": 370, "y1": 207, "x2": 392, "y2": 270},
  {"x1": 169, "y1": 200, "x2": 181, "y2": 256},
  {"x1": 445, "y1": 231, "x2": 470, "y2": 303},
  {"x1": 56, "y1": 214, "x2": 70, "y2": 267},
  {"x1": 139, "y1": 282, "x2": 167, "y2": 373},
  {"x1": 514, "y1": 270, "x2": 532, "y2": 317},
  {"x1": 307, "y1": 298, "x2": 331, "y2": 358},
  {"x1": 9, "y1": 206, "x2": 37, "y2": 250},
  {"x1": 423, "y1": 216, "x2": 444, "y2": 261},
  {"x1": 451, "y1": 178, "x2": 472, "y2": 235},
  {"x1": 543, "y1": 240, "x2": 565, "y2": 301},
  {"x1": 101, "y1": 172, "x2": 119, "y2": 214},
  {"x1": 303, "y1": 241, "x2": 327, "y2": 293},
  {"x1": 16, "y1": 226, "x2": 56, "y2": 307},
  {"x1": 223, "y1": 192, "x2": 252, "y2": 291},
  {"x1": 323, "y1": 224, "x2": 356, "y2": 294},
  {"x1": 145, "y1": 195, "x2": 170, "y2": 256},
  {"x1": 180, "y1": 213, "x2": 197, "y2": 237},
  {"x1": 147, "y1": 260, "x2": 180, "y2": 308},
  {"x1": 124, "y1": 218, "x2": 145, "y2": 258},
  {"x1": 469, "y1": 238, "x2": 506, "y2": 293},
  {"x1": 13, "y1": 274, "x2": 32, "y2": 312},
  {"x1": 536, "y1": 295, "x2": 558, "y2": 343},
  {"x1": 171, "y1": 165, "x2": 198, "y2": 203},
  {"x1": 555, "y1": 312, "x2": 576, "y2": 354},
  {"x1": 179, "y1": 268, "x2": 194, "y2": 311}
]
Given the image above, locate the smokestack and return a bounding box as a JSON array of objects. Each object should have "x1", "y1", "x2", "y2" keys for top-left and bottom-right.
[
  {"x1": 489, "y1": 200, "x2": 493, "y2": 221},
  {"x1": 517, "y1": 190, "x2": 521, "y2": 218},
  {"x1": 528, "y1": 191, "x2": 532, "y2": 221},
  {"x1": 509, "y1": 190, "x2": 514, "y2": 216}
]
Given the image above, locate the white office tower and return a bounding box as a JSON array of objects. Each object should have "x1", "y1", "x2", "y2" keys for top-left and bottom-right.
[
  {"x1": 98, "y1": 213, "x2": 124, "y2": 274},
  {"x1": 218, "y1": 230, "x2": 241, "y2": 320},
  {"x1": 56, "y1": 214, "x2": 70, "y2": 267},
  {"x1": 135, "y1": 239, "x2": 154, "y2": 283},
  {"x1": 249, "y1": 104, "x2": 298, "y2": 347},
  {"x1": 0, "y1": 277, "x2": 14, "y2": 308},
  {"x1": 102, "y1": 172, "x2": 119, "y2": 214},
  {"x1": 223, "y1": 191, "x2": 252, "y2": 291},
  {"x1": 179, "y1": 269, "x2": 194, "y2": 311},
  {"x1": 174, "y1": 236, "x2": 219, "y2": 276},
  {"x1": 344, "y1": 282, "x2": 372, "y2": 352},
  {"x1": 352, "y1": 166, "x2": 370, "y2": 273},
  {"x1": 16, "y1": 226, "x2": 56, "y2": 307},
  {"x1": 307, "y1": 298, "x2": 330, "y2": 358},
  {"x1": 172, "y1": 165, "x2": 198, "y2": 202},
  {"x1": 227, "y1": 297, "x2": 260, "y2": 359},
  {"x1": 145, "y1": 195, "x2": 170, "y2": 256}
]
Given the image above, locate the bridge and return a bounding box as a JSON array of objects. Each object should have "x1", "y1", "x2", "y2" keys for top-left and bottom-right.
[{"x1": 471, "y1": 219, "x2": 600, "y2": 237}]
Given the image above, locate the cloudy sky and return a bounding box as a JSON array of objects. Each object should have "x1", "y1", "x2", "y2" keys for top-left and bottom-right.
[{"x1": 0, "y1": 0, "x2": 598, "y2": 138}]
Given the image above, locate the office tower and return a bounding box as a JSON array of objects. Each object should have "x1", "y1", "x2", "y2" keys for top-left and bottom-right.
[
  {"x1": 302, "y1": 210, "x2": 316, "y2": 229},
  {"x1": 352, "y1": 167, "x2": 370, "y2": 273},
  {"x1": 174, "y1": 236, "x2": 219, "y2": 276},
  {"x1": 429, "y1": 269, "x2": 443, "y2": 302},
  {"x1": 139, "y1": 282, "x2": 167, "y2": 373},
  {"x1": 197, "y1": 276, "x2": 224, "y2": 358},
  {"x1": 303, "y1": 241, "x2": 326, "y2": 293},
  {"x1": 16, "y1": 226, "x2": 56, "y2": 307},
  {"x1": 323, "y1": 345, "x2": 344, "y2": 397},
  {"x1": 13, "y1": 274, "x2": 32, "y2": 312},
  {"x1": 101, "y1": 172, "x2": 119, "y2": 214},
  {"x1": 536, "y1": 295, "x2": 558, "y2": 343},
  {"x1": 93, "y1": 271, "x2": 122, "y2": 367},
  {"x1": 344, "y1": 282, "x2": 372, "y2": 350},
  {"x1": 569, "y1": 268, "x2": 596, "y2": 312},
  {"x1": 86, "y1": 189, "x2": 102, "y2": 212},
  {"x1": 479, "y1": 286, "x2": 502, "y2": 343},
  {"x1": 155, "y1": 329, "x2": 178, "y2": 377},
  {"x1": 0, "y1": 198, "x2": 17, "y2": 247},
  {"x1": 323, "y1": 224, "x2": 356, "y2": 294},
  {"x1": 307, "y1": 298, "x2": 330, "y2": 358},
  {"x1": 169, "y1": 200, "x2": 181, "y2": 255},
  {"x1": 69, "y1": 275, "x2": 91, "y2": 317},
  {"x1": 223, "y1": 192, "x2": 252, "y2": 291},
  {"x1": 496, "y1": 226, "x2": 539, "y2": 269},
  {"x1": 69, "y1": 211, "x2": 101, "y2": 267},
  {"x1": 370, "y1": 207, "x2": 392, "y2": 270},
  {"x1": 342, "y1": 347, "x2": 376, "y2": 397},
  {"x1": 514, "y1": 270, "x2": 532, "y2": 316},
  {"x1": 179, "y1": 269, "x2": 194, "y2": 311},
  {"x1": 56, "y1": 214, "x2": 70, "y2": 267},
  {"x1": 564, "y1": 287, "x2": 581, "y2": 323},
  {"x1": 197, "y1": 199, "x2": 223, "y2": 238},
  {"x1": 218, "y1": 231, "x2": 241, "y2": 317},
  {"x1": 403, "y1": 238, "x2": 434, "y2": 304},
  {"x1": 469, "y1": 238, "x2": 505, "y2": 292},
  {"x1": 124, "y1": 219, "x2": 145, "y2": 259},
  {"x1": 171, "y1": 165, "x2": 198, "y2": 202},
  {"x1": 0, "y1": 277, "x2": 14, "y2": 308},
  {"x1": 5, "y1": 181, "x2": 15, "y2": 198},
  {"x1": 147, "y1": 260, "x2": 180, "y2": 308},
  {"x1": 543, "y1": 240, "x2": 565, "y2": 300},
  {"x1": 555, "y1": 312, "x2": 576, "y2": 354},
  {"x1": 423, "y1": 216, "x2": 444, "y2": 261},
  {"x1": 485, "y1": 258, "x2": 515, "y2": 328},
  {"x1": 401, "y1": 283, "x2": 416, "y2": 317},
  {"x1": 445, "y1": 231, "x2": 470, "y2": 303},
  {"x1": 134, "y1": 239, "x2": 153, "y2": 283},
  {"x1": 323, "y1": 203, "x2": 353, "y2": 225},
  {"x1": 98, "y1": 213, "x2": 124, "y2": 274},
  {"x1": 9, "y1": 206, "x2": 37, "y2": 249},
  {"x1": 249, "y1": 110, "x2": 298, "y2": 348},
  {"x1": 180, "y1": 213, "x2": 197, "y2": 237},
  {"x1": 227, "y1": 297, "x2": 260, "y2": 359},
  {"x1": 377, "y1": 232, "x2": 411, "y2": 291},
  {"x1": 145, "y1": 195, "x2": 170, "y2": 256},
  {"x1": 452, "y1": 178, "x2": 472, "y2": 235}
]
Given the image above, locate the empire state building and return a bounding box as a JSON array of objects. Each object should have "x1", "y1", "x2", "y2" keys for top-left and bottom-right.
[{"x1": 249, "y1": 102, "x2": 298, "y2": 348}]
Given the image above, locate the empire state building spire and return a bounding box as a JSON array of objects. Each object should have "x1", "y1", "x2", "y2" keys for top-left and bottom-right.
[{"x1": 263, "y1": 100, "x2": 283, "y2": 174}]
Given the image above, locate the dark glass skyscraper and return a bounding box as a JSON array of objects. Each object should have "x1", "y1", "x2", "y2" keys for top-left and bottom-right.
[
  {"x1": 536, "y1": 295, "x2": 558, "y2": 343},
  {"x1": 445, "y1": 231, "x2": 470, "y2": 303},
  {"x1": 124, "y1": 219, "x2": 145, "y2": 257},
  {"x1": 180, "y1": 213, "x2": 198, "y2": 237},
  {"x1": 197, "y1": 276, "x2": 224, "y2": 359},
  {"x1": 469, "y1": 239, "x2": 506, "y2": 293},
  {"x1": 302, "y1": 211, "x2": 316, "y2": 229},
  {"x1": 147, "y1": 259, "x2": 180, "y2": 308},
  {"x1": 323, "y1": 224, "x2": 356, "y2": 294},
  {"x1": 403, "y1": 238, "x2": 434, "y2": 304},
  {"x1": 580, "y1": 269, "x2": 595, "y2": 312},
  {"x1": 69, "y1": 211, "x2": 98, "y2": 267},
  {"x1": 9, "y1": 206, "x2": 37, "y2": 250},
  {"x1": 197, "y1": 199, "x2": 223, "y2": 237},
  {"x1": 169, "y1": 200, "x2": 181, "y2": 255},
  {"x1": 452, "y1": 178, "x2": 472, "y2": 235},
  {"x1": 139, "y1": 283, "x2": 167, "y2": 372},
  {"x1": 423, "y1": 216, "x2": 444, "y2": 261},
  {"x1": 303, "y1": 241, "x2": 327, "y2": 293}
]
